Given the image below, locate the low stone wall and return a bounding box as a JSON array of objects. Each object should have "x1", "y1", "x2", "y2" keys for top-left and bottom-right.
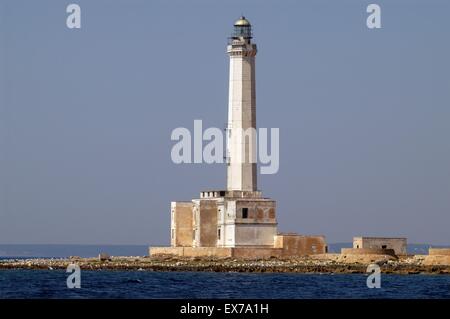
[
  {"x1": 152, "y1": 245, "x2": 401, "y2": 260},
  {"x1": 150, "y1": 246, "x2": 286, "y2": 259},
  {"x1": 341, "y1": 248, "x2": 396, "y2": 257},
  {"x1": 150, "y1": 247, "x2": 232, "y2": 257},
  {"x1": 429, "y1": 248, "x2": 450, "y2": 256},
  {"x1": 232, "y1": 248, "x2": 282, "y2": 258},
  {"x1": 151, "y1": 244, "x2": 327, "y2": 258},
  {"x1": 424, "y1": 248, "x2": 450, "y2": 266},
  {"x1": 185, "y1": 247, "x2": 233, "y2": 257},
  {"x1": 338, "y1": 249, "x2": 397, "y2": 264},
  {"x1": 423, "y1": 255, "x2": 450, "y2": 266},
  {"x1": 150, "y1": 247, "x2": 185, "y2": 256}
]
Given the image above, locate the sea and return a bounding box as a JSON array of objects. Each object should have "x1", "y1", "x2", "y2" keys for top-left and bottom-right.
[{"x1": 1, "y1": 244, "x2": 449, "y2": 299}]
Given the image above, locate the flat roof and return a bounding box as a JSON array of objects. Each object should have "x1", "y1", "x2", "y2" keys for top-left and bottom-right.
[{"x1": 354, "y1": 236, "x2": 407, "y2": 240}]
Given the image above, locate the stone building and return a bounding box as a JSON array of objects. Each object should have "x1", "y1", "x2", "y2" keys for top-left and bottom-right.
[
  {"x1": 150, "y1": 17, "x2": 326, "y2": 258},
  {"x1": 352, "y1": 237, "x2": 407, "y2": 255}
]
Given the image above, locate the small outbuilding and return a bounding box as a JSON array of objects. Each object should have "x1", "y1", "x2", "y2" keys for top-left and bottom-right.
[{"x1": 353, "y1": 237, "x2": 407, "y2": 255}]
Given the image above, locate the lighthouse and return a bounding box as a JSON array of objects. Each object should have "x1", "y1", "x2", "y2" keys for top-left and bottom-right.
[
  {"x1": 150, "y1": 17, "x2": 327, "y2": 257},
  {"x1": 226, "y1": 16, "x2": 258, "y2": 192}
]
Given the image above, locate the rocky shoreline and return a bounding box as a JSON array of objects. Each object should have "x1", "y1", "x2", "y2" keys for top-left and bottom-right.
[{"x1": 1, "y1": 254, "x2": 449, "y2": 274}]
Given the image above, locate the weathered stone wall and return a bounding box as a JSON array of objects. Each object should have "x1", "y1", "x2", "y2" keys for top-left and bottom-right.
[
  {"x1": 171, "y1": 202, "x2": 193, "y2": 247},
  {"x1": 232, "y1": 199, "x2": 277, "y2": 247},
  {"x1": 274, "y1": 234, "x2": 327, "y2": 256},
  {"x1": 150, "y1": 247, "x2": 185, "y2": 256},
  {"x1": 193, "y1": 200, "x2": 218, "y2": 247},
  {"x1": 234, "y1": 225, "x2": 277, "y2": 247},
  {"x1": 150, "y1": 246, "x2": 284, "y2": 258},
  {"x1": 429, "y1": 248, "x2": 450, "y2": 256},
  {"x1": 337, "y1": 253, "x2": 397, "y2": 264},
  {"x1": 341, "y1": 248, "x2": 396, "y2": 257},
  {"x1": 231, "y1": 248, "x2": 282, "y2": 258},
  {"x1": 353, "y1": 237, "x2": 407, "y2": 255},
  {"x1": 423, "y1": 255, "x2": 450, "y2": 266},
  {"x1": 184, "y1": 247, "x2": 231, "y2": 257},
  {"x1": 353, "y1": 237, "x2": 363, "y2": 250},
  {"x1": 150, "y1": 247, "x2": 232, "y2": 257},
  {"x1": 235, "y1": 200, "x2": 276, "y2": 221},
  {"x1": 424, "y1": 248, "x2": 450, "y2": 266}
]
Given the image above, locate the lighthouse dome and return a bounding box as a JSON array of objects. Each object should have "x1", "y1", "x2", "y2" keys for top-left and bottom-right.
[
  {"x1": 232, "y1": 16, "x2": 252, "y2": 39},
  {"x1": 234, "y1": 16, "x2": 251, "y2": 26}
]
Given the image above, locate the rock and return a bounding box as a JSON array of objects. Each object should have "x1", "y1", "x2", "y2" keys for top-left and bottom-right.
[
  {"x1": 98, "y1": 253, "x2": 111, "y2": 261},
  {"x1": 69, "y1": 256, "x2": 81, "y2": 261}
]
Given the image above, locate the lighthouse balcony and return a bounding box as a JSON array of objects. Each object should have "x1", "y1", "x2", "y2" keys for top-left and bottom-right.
[{"x1": 200, "y1": 190, "x2": 262, "y2": 199}]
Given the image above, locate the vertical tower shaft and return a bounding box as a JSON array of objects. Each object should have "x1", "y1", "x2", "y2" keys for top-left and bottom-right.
[{"x1": 226, "y1": 17, "x2": 257, "y2": 192}]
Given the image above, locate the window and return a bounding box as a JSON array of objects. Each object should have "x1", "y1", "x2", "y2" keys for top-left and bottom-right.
[
  {"x1": 171, "y1": 229, "x2": 174, "y2": 239},
  {"x1": 217, "y1": 228, "x2": 221, "y2": 240},
  {"x1": 382, "y1": 245, "x2": 387, "y2": 249},
  {"x1": 242, "y1": 208, "x2": 248, "y2": 218}
]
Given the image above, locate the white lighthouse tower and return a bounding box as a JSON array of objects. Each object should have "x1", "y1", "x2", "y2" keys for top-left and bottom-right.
[
  {"x1": 167, "y1": 17, "x2": 279, "y2": 249},
  {"x1": 226, "y1": 16, "x2": 258, "y2": 192},
  {"x1": 216, "y1": 17, "x2": 278, "y2": 247}
]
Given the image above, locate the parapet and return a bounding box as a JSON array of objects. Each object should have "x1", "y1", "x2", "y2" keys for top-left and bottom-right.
[
  {"x1": 341, "y1": 248, "x2": 397, "y2": 257},
  {"x1": 429, "y1": 248, "x2": 450, "y2": 256},
  {"x1": 199, "y1": 190, "x2": 262, "y2": 199}
]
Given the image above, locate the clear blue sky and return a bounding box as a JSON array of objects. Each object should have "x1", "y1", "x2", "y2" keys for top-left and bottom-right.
[{"x1": 1, "y1": 0, "x2": 449, "y2": 245}]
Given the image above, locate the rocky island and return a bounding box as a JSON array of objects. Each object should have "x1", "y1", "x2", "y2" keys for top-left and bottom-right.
[{"x1": 1, "y1": 253, "x2": 449, "y2": 275}]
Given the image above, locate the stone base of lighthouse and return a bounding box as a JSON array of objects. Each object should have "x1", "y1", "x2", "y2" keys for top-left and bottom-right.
[{"x1": 149, "y1": 190, "x2": 328, "y2": 259}]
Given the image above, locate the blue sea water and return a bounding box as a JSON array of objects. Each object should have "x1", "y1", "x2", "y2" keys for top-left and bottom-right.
[
  {"x1": 1, "y1": 244, "x2": 449, "y2": 299},
  {"x1": 0, "y1": 270, "x2": 449, "y2": 299}
]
